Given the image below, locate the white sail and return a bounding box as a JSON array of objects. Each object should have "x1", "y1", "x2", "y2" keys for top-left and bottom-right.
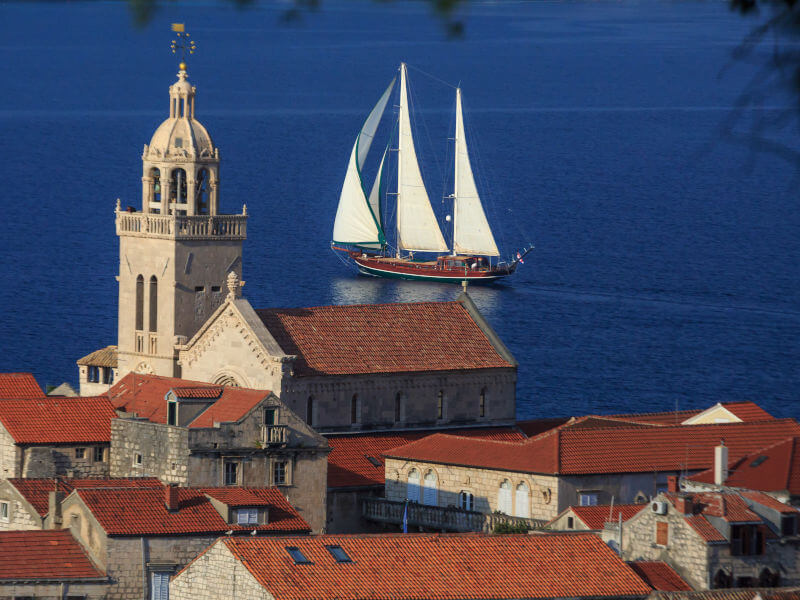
[
  {"x1": 332, "y1": 78, "x2": 395, "y2": 247},
  {"x1": 396, "y1": 63, "x2": 448, "y2": 253},
  {"x1": 453, "y1": 88, "x2": 499, "y2": 257},
  {"x1": 368, "y1": 145, "x2": 388, "y2": 229}
]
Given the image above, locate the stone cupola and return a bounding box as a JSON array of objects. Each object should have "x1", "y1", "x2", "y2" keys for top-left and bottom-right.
[{"x1": 140, "y1": 63, "x2": 220, "y2": 217}]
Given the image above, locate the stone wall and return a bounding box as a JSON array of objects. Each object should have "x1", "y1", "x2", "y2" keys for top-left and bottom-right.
[
  {"x1": 0, "y1": 481, "x2": 41, "y2": 531},
  {"x1": 556, "y1": 472, "x2": 684, "y2": 512},
  {"x1": 0, "y1": 581, "x2": 107, "y2": 599},
  {"x1": 170, "y1": 539, "x2": 269, "y2": 600},
  {"x1": 0, "y1": 424, "x2": 21, "y2": 479},
  {"x1": 22, "y1": 444, "x2": 110, "y2": 478},
  {"x1": 384, "y1": 458, "x2": 560, "y2": 521},
  {"x1": 327, "y1": 488, "x2": 387, "y2": 534},
  {"x1": 110, "y1": 418, "x2": 190, "y2": 484}
]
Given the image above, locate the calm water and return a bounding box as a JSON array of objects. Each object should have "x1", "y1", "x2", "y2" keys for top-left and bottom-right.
[{"x1": 0, "y1": 1, "x2": 798, "y2": 419}]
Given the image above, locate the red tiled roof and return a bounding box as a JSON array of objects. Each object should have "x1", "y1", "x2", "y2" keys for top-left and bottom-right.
[
  {"x1": 188, "y1": 388, "x2": 268, "y2": 428},
  {"x1": 212, "y1": 533, "x2": 652, "y2": 600},
  {"x1": 327, "y1": 427, "x2": 525, "y2": 489},
  {"x1": 199, "y1": 488, "x2": 310, "y2": 530},
  {"x1": 739, "y1": 489, "x2": 799, "y2": 514},
  {"x1": 75, "y1": 486, "x2": 310, "y2": 536},
  {"x1": 256, "y1": 301, "x2": 513, "y2": 377},
  {"x1": 606, "y1": 402, "x2": 773, "y2": 426},
  {"x1": 569, "y1": 504, "x2": 645, "y2": 529},
  {"x1": 689, "y1": 437, "x2": 800, "y2": 495},
  {"x1": 108, "y1": 373, "x2": 269, "y2": 426},
  {"x1": 0, "y1": 372, "x2": 45, "y2": 399},
  {"x1": 668, "y1": 492, "x2": 761, "y2": 523},
  {"x1": 172, "y1": 386, "x2": 223, "y2": 399},
  {"x1": 8, "y1": 477, "x2": 163, "y2": 517},
  {"x1": 385, "y1": 419, "x2": 800, "y2": 476},
  {"x1": 0, "y1": 530, "x2": 104, "y2": 580},
  {"x1": 0, "y1": 396, "x2": 116, "y2": 444},
  {"x1": 627, "y1": 561, "x2": 692, "y2": 591},
  {"x1": 684, "y1": 515, "x2": 727, "y2": 542},
  {"x1": 515, "y1": 418, "x2": 569, "y2": 437}
]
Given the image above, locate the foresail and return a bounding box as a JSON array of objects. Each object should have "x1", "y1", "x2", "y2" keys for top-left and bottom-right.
[
  {"x1": 332, "y1": 78, "x2": 395, "y2": 248},
  {"x1": 368, "y1": 145, "x2": 388, "y2": 230},
  {"x1": 397, "y1": 63, "x2": 448, "y2": 253},
  {"x1": 453, "y1": 88, "x2": 500, "y2": 256}
]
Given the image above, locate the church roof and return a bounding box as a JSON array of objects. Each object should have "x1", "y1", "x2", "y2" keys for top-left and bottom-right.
[
  {"x1": 76, "y1": 346, "x2": 118, "y2": 368},
  {"x1": 0, "y1": 372, "x2": 44, "y2": 398},
  {"x1": 0, "y1": 396, "x2": 117, "y2": 444},
  {"x1": 255, "y1": 300, "x2": 513, "y2": 377}
]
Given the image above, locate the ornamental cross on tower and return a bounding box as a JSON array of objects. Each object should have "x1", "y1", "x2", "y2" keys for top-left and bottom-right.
[{"x1": 170, "y1": 23, "x2": 196, "y2": 69}]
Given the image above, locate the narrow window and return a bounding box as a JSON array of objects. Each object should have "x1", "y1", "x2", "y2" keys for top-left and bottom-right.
[
  {"x1": 149, "y1": 276, "x2": 158, "y2": 332},
  {"x1": 87, "y1": 366, "x2": 99, "y2": 383},
  {"x1": 567, "y1": 516, "x2": 574, "y2": 529},
  {"x1": 263, "y1": 407, "x2": 276, "y2": 426},
  {"x1": 497, "y1": 480, "x2": 512, "y2": 514},
  {"x1": 135, "y1": 275, "x2": 144, "y2": 331},
  {"x1": 167, "y1": 401, "x2": 177, "y2": 426},
  {"x1": 479, "y1": 388, "x2": 487, "y2": 417},
  {"x1": 782, "y1": 515, "x2": 797, "y2": 537},
  {"x1": 196, "y1": 168, "x2": 210, "y2": 215},
  {"x1": 151, "y1": 572, "x2": 170, "y2": 600},
  {"x1": 0, "y1": 501, "x2": 9, "y2": 522},
  {"x1": 101, "y1": 367, "x2": 111, "y2": 384},
  {"x1": 656, "y1": 521, "x2": 669, "y2": 546},
  {"x1": 171, "y1": 168, "x2": 187, "y2": 204},
  {"x1": 437, "y1": 390, "x2": 444, "y2": 420},
  {"x1": 395, "y1": 392, "x2": 402, "y2": 423},
  {"x1": 407, "y1": 468, "x2": 421, "y2": 502},
  {"x1": 74, "y1": 448, "x2": 85, "y2": 459},
  {"x1": 133, "y1": 453, "x2": 143, "y2": 467},
  {"x1": 286, "y1": 546, "x2": 311, "y2": 564},
  {"x1": 422, "y1": 470, "x2": 438, "y2": 506},
  {"x1": 273, "y1": 461, "x2": 287, "y2": 485},
  {"x1": 306, "y1": 396, "x2": 314, "y2": 426},
  {"x1": 514, "y1": 482, "x2": 530, "y2": 518},
  {"x1": 93, "y1": 446, "x2": 105, "y2": 462},
  {"x1": 350, "y1": 394, "x2": 359, "y2": 424},
  {"x1": 326, "y1": 545, "x2": 352, "y2": 563},
  {"x1": 459, "y1": 491, "x2": 474, "y2": 511},
  {"x1": 151, "y1": 167, "x2": 161, "y2": 204},
  {"x1": 224, "y1": 461, "x2": 239, "y2": 486}
]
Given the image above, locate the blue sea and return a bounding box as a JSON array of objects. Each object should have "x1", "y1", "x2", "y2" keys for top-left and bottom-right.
[{"x1": 0, "y1": 1, "x2": 798, "y2": 419}]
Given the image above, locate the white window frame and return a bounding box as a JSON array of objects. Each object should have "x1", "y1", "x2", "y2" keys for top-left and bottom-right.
[
  {"x1": 133, "y1": 453, "x2": 143, "y2": 468},
  {"x1": 236, "y1": 508, "x2": 258, "y2": 525},
  {"x1": 514, "y1": 482, "x2": 530, "y2": 518},
  {"x1": 497, "y1": 480, "x2": 512, "y2": 514},
  {"x1": 459, "y1": 491, "x2": 474, "y2": 511},
  {"x1": 0, "y1": 501, "x2": 9, "y2": 522},
  {"x1": 407, "y1": 469, "x2": 421, "y2": 502},
  {"x1": 579, "y1": 492, "x2": 598, "y2": 506},
  {"x1": 151, "y1": 571, "x2": 170, "y2": 600}
]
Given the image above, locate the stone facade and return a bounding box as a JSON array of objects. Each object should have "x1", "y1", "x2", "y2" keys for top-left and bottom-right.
[
  {"x1": 0, "y1": 423, "x2": 109, "y2": 479},
  {"x1": 110, "y1": 394, "x2": 329, "y2": 532},
  {"x1": 169, "y1": 539, "x2": 269, "y2": 600},
  {"x1": 0, "y1": 480, "x2": 42, "y2": 531},
  {"x1": 622, "y1": 493, "x2": 800, "y2": 590},
  {"x1": 384, "y1": 458, "x2": 561, "y2": 521},
  {"x1": 0, "y1": 581, "x2": 107, "y2": 599}
]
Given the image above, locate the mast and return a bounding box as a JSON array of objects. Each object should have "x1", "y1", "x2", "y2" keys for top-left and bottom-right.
[
  {"x1": 397, "y1": 63, "x2": 405, "y2": 258},
  {"x1": 453, "y1": 87, "x2": 461, "y2": 257}
]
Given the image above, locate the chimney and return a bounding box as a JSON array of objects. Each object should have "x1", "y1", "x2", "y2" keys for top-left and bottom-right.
[
  {"x1": 667, "y1": 476, "x2": 679, "y2": 493},
  {"x1": 673, "y1": 495, "x2": 693, "y2": 515},
  {"x1": 47, "y1": 490, "x2": 64, "y2": 528},
  {"x1": 165, "y1": 484, "x2": 180, "y2": 512},
  {"x1": 714, "y1": 441, "x2": 728, "y2": 486}
]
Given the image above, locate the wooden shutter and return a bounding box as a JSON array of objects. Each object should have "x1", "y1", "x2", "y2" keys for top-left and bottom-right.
[{"x1": 656, "y1": 521, "x2": 669, "y2": 546}]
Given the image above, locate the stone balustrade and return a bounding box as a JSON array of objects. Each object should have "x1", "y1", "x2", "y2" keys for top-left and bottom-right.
[
  {"x1": 260, "y1": 425, "x2": 288, "y2": 446},
  {"x1": 362, "y1": 497, "x2": 544, "y2": 533},
  {"x1": 116, "y1": 211, "x2": 247, "y2": 240}
]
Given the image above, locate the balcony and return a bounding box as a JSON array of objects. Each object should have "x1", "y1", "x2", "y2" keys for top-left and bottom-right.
[
  {"x1": 260, "y1": 425, "x2": 288, "y2": 446},
  {"x1": 362, "y1": 498, "x2": 547, "y2": 533},
  {"x1": 116, "y1": 211, "x2": 247, "y2": 241}
]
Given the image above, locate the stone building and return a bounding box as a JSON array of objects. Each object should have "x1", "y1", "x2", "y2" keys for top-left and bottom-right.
[
  {"x1": 170, "y1": 533, "x2": 653, "y2": 600},
  {"x1": 0, "y1": 530, "x2": 108, "y2": 599},
  {"x1": 621, "y1": 485, "x2": 800, "y2": 590},
  {"x1": 0, "y1": 396, "x2": 116, "y2": 479},
  {"x1": 107, "y1": 372, "x2": 329, "y2": 532},
  {"x1": 57, "y1": 483, "x2": 310, "y2": 600},
  {"x1": 548, "y1": 503, "x2": 645, "y2": 532},
  {"x1": 77, "y1": 345, "x2": 119, "y2": 396},
  {"x1": 375, "y1": 417, "x2": 800, "y2": 528},
  {"x1": 0, "y1": 477, "x2": 162, "y2": 532}
]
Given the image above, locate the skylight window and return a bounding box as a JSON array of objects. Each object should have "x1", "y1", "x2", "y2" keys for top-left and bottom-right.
[
  {"x1": 326, "y1": 545, "x2": 352, "y2": 563},
  {"x1": 750, "y1": 456, "x2": 768, "y2": 468},
  {"x1": 365, "y1": 456, "x2": 381, "y2": 467},
  {"x1": 286, "y1": 546, "x2": 311, "y2": 564}
]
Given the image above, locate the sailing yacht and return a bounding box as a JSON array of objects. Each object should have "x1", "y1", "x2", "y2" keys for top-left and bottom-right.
[{"x1": 332, "y1": 63, "x2": 531, "y2": 283}]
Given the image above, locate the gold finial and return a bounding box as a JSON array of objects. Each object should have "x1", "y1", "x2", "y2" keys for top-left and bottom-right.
[{"x1": 170, "y1": 23, "x2": 196, "y2": 70}]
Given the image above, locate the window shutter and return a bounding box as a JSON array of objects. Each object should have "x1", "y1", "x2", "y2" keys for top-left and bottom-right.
[
  {"x1": 151, "y1": 572, "x2": 170, "y2": 600},
  {"x1": 656, "y1": 522, "x2": 669, "y2": 546}
]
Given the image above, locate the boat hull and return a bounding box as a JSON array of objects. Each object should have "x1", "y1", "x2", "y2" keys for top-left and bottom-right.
[{"x1": 352, "y1": 255, "x2": 514, "y2": 283}]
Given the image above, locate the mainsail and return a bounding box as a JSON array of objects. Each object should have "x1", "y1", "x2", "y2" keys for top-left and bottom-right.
[
  {"x1": 396, "y1": 63, "x2": 449, "y2": 253},
  {"x1": 332, "y1": 78, "x2": 395, "y2": 248},
  {"x1": 453, "y1": 88, "x2": 499, "y2": 257}
]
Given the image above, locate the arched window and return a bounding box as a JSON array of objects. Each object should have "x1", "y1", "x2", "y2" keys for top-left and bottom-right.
[
  {"x1": 196, "y1": 168, "x2": 210, "y2": 215},
  {"x1": 150, "y1": 167, "x2": 161, "y2": 206},
  {"x1": 214, "y1": 374, "x2": 240, "y2": 387},
  {"x1": 148, "y1": 276, "x2": 158, "y2": 333},
  {"x1": 437, "y1": 390, "x2": 444, "y2": 420},
  {"x1": 713, "y1": 569, "x2": 732, "y2": 589},
  {"x1": 515, "y1": 482, "x2": 530, "y2": 518},
  {"x1": 350, "y1": 394, "x2": 359, "y2": 425},
  {"x1": 459, "y1": 491, "x2": 474, "y2": 511},
  {"x1": 395, "y1": 392, "x2": 404, "y2": 423},
  {"x1": 423, "y1": 470, "x2": 438, "y2": 506},
  {"x1": 407, "y1": 469, "x2": 420, "y2": 502},
  {"x1": 170, "y1": 168, "x2": 187, "y2": 205},
  {"x1": 135, "y1": 275, "x2": 144, "y2": 331},
  {"x1": 306, "y1": 396, "x2": 314, "y2": 426},
  {"x1": 479, "y1": 387, "x2": 487, "y2": 418},
  {"x1": 497, "y1": 480, "x2": 512, "y2": 514}
]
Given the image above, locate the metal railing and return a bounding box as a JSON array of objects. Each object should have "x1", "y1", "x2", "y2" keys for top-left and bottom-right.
[{"x1": 116, "y1": 212, "x2": 247, "y2": 240}]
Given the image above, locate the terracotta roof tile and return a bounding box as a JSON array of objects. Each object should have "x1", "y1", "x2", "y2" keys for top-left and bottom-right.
[
  {"x1": 684, "y1": 515, "x2": 727, "y2": 542},
  {"x1": 75, "y1": 486, "x2": 310, "y2": 536},
  {"x1": 385, "y1": 420, "x2": 800, "y2": 476},
  {"x1": 172, "y1": 386, "x2": 223, "y2": 399},
  {"x1": 739, "y1": 489, "x2": 799, "y2": 514},
  {"x1": 214, "y1": 533, "x2": 652, "y2": 600},
  {"x1": 327, "y1": 427, "x2": 525, "y2": 489},
  {"x1": 0, "y1": 396, "x2": 116, "y2": 444},
  {"x1": 569, "y1": 504, "x2": 645, "y2": 529},
  {"x1": 188, "y1": 388, "x2": 268, "y2": 428},
  {"x1": 8, "y1": 477, "x2": 163, "y2": 517},
  {"x1": 0, "y1": 530, "x2": 104, "y2": 580},
  {"x1": 627, "y1": 561, "x2": 693, "y2": 591},
  {"x1": 0, "y1": 372, "x2": 45, "y2": 399},
  {"x1": 76, "y1": 345, "x2": 118, "y2": 368},
  {"x1": 605, "y1": 402, "x2": 773, "y2": 426},
  {"x1": 256, "y1": 302, "x2": 512, "y2": 377}
]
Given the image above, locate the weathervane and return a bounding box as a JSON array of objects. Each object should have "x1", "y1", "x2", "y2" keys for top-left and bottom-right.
[{"x1": 170, "y1": 23, "x2": 196, "y2": 70}]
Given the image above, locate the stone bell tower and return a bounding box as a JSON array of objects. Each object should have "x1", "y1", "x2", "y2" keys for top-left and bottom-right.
[{"x1": 115, "y1": 54, "x2": 247, "y2": 380}]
